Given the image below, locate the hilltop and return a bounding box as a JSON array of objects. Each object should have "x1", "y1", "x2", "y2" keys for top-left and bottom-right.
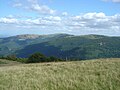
[{"x1": 13, "y1": 34, "x2": 41, "y2": 39}]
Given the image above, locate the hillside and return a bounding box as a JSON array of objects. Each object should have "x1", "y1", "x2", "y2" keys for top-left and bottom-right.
[
  {"x1": 0, "y1": 59, "x2": 20, "y2": 66},
  {"x1": 0, "y1": 34, "x2": 71, "y2": 56},
  {"x1": 1, "y1": 34, "x2": 120, "y2": 60},
  {"x1": 16, "y1": 34, "x2": 120, "y2": 59},
  {"x1": 0, "y1": 58, "x2": 120, "y2": 90}
]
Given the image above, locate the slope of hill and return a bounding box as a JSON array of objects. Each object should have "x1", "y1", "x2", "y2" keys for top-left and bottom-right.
[
  {"x1": 1, "y1": 34, "x2": 120, "y2": 60},
  {"x1": 0, "y1": 59, "x2": 20, "y2": 66},
  {"x1": 0, "y1": 58, "x2": 120, "y2": 90},
  {"x1": 0, "y1": 34, "x2": 72, "y2": 56},
  {"x1": 16, "y1": 34, "x2": 120, "y2": 59}
]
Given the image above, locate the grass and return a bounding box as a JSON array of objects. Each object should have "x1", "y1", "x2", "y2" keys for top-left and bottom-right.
[
  {"x1": 0, "y1": 58, "x2": 120, "y2": 90},
  {"x1": 0, "y1": 61, "x2": 7, "y2": 64},
  {"x1": 0, "y1": 59, "x2": 20, "y2": 66}
]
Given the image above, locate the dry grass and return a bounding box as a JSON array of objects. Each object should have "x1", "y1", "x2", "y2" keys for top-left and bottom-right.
[
  {"x1": 0, "y1": 58, "x2": 120, "y2": 90},
  {"x1": 0, "y1": 59, "x2": 20, "y2": 67}
]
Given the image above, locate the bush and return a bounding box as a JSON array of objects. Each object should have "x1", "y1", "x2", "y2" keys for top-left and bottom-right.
[
  {"x1": 17, "y1": 58, "x2": 28, "y2": 63},
  {"x1": 0, "y1": 53, "x2": 64, "y2": 63},
  {"x1": 27, "y1": 52, "x2": 46, "y2": 63},
  {"x1": 6, "y1": 55, "x2": 17, "y2": 61},
  {"x1": 47, "y1": 56, "x2": 63, "y2": 62}
]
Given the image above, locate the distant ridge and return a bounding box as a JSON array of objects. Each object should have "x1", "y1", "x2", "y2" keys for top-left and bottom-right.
[
  {"x1": 4, "y1": 33, "x2": 73, "y2": 39},
  {"x1": 1, "y1": 33, "x2": 120, "y2": 60},
  {"x1": 5, "y1": 34, "x2": 41, "y2": 40},
  {"x1": 1, "y1": 33, "x2": 117, "y2": 39},
  {"x1": 15, "y1": 34, "x2": 41, "y2": 39}
]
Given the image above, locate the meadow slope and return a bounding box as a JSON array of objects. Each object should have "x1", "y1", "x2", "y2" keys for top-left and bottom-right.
[{"x1": 0, "y1": 58, "x2": 120, "y2": 90}]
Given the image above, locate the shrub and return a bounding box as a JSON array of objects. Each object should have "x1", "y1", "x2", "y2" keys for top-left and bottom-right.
[
  {"x1": 27, "y1": 52, "x2": 46, "y2": 63},
  {"x1": 6, "y1": 55, "x2": 17, "y2": 61},
  {"x1": 47, "y1": 56, "x2": 63, "y2": 62}
]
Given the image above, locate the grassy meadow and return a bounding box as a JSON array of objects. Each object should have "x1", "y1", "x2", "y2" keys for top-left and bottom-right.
[
  {"x1": 0, "y1": 58, "x2": 120, "y2": 90},
  {"x1": 0, "y1": 59, "x2": 20, "y2": 66}
]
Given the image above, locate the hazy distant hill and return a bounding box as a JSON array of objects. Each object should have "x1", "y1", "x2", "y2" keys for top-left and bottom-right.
[
  {"x1": 0, "y1": 34, "x2": 120, "y2": 60},
  {"x1": 0, "y1": 34, "x2": 71, "y2": 56}
]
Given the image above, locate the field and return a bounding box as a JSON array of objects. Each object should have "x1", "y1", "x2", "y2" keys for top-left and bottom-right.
[
  {"x1": 0, "y1": 59, "x2": 20, "y2": 66},
  {"x1": 0, "y1": 59, "x2": 120, "y2": 90}
]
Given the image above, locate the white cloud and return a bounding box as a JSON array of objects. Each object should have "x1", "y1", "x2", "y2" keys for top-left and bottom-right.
[
  {"x1": 113, "y1": 0, "x2": 120, "y2": 2},
  {"x1": 12, "y1": 0, "x2": 56, "y2": 15},
  {"x1": 83, "y1": 12, "x2": 106, "y2": 19},
  {"x1": 62, "y1": 12, "x2": 68, "y2": 16},
  {"x1": 13, "y1": 3, "x2": 22, "y2": 7},
  {"x1": 0, "y1": 12, "x2": 120, "y2": 36},
  {"x1": 11, "y1": 0, "x2": 69, "y2": 16},
  {"x1": 27, "y1": 0, "x2": 38, "y2": 4},
  {"x1": 30, "y1": 4, "x2": 56, "y2": 14},
  {"x1": 5, "y1": 15, "x2": 14, "y2": 18},
  {"x1": 44, "y1": 16, "x2": 61, "y2": 21},
  {"x1": 0, "y1": 16, "x2": 62, "y2": 26},
  {"x1": 0, "y1": 18, "x2": 18, "y2": 24},
  {"x1": 65, "y1": 12, "x2": 120, "y2": 34},
  {"x1": 103, "y1": 0, "x2": 120, "y2": 3}
]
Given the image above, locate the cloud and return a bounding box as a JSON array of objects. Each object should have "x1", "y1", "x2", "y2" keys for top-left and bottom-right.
[
  {"x1": 0, "y1": 12, "x2": 120, "y2": 36},
  {"x1": 0, "y1": 16, "x2": 62, "y2": 26},
  {"x1": 44, "y1": 16, "x2": 61, "y2": 21},
  {"x1": 62, "y1": 12, "x2": 68, "y2": 16},
  {"x1": 29, "y1": 4, "x2": 56, "y2": 14},
  {"x1": 65, "y1": 12, "x2": 120, "y2": 35},
  {"x1": 11, "y1": 0, "x2": 69, "y2": 16},
  {"x1": 103, "y1": 0, "x2": 120, "y2": 3},
  {"x1": 12, "y1": 0, "x2": 56, "y2": 15},
  {"x1": 13, "y1": 3, "x2": 22, "y2": 7},
  {"x1": 27, "y1": 0, "x2": 38, "y2": 4},
  {"x1": 0, "y1": 18, "x2": 18, "y2": 24},
  {"x1": 113, "y1": 0, "x2": 120, "y2": 2}
]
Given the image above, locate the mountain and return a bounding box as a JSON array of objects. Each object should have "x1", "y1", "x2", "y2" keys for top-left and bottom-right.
[
  {"x1": 0, "y1": 34, "x2": 120, "y2": 60},
  {"x1": 0, "y1": 34, "x2": 72, "y2": 56}
]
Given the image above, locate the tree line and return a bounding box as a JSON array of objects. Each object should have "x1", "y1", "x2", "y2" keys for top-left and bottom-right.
[{"x1": 0, "y1": 52, "x2": 64, "y2": 63}]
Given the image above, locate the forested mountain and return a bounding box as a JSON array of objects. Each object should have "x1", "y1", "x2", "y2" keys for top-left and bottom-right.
[{"x1": 0, "y1": 34, "x2": 120, "y2": 60}]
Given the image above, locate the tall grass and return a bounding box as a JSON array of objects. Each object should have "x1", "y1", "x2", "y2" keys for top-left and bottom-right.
[{"x1": 0, "y1": 58, "x2": 120, "y2": 90}]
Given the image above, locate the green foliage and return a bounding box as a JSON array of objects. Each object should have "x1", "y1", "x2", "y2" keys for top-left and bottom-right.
[
  {"x1": 15, "y1": 34, "x2": 120, "y2": 60},
  {"x1": 1, "y1": 34, "x2": 120, "y2": 60},
  {"x1": 27, "y1": 52, "x2": 46, "y2": 63},
  {"x1": 16, "y1": 58, "x2": 28, "y2": 63},
  {"x1": 0, "y1": 52, "x2": 63, "y2": 63},
  {"x1": 27, "y1": 53, "x2": 63, "y2": 63},
  {"x1": 0, "y1": 55, "x2": 28, "y2": 63},
  {"x1": 6, "y1": 55, "x2": 17, "y2": 61},
  {"x1": 0, "y1": 34, "x2": 69, "y2": 56},
  {"x1": 47, "y1": 56, "x2": 63, "y2": 62}
]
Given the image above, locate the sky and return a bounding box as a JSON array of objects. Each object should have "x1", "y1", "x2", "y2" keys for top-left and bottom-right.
[{"x1": 0, "y1": 0, "x2": 120, "y2": 36}]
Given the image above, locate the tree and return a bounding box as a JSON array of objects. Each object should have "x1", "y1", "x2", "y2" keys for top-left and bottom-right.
[
  {"x1": 47, "y1": 56, "x2": 63, "y2": 62},
  {"x1": 48, "y1": 56, "x2": 57, "y2": 62},
  {"x1": 6, "y1": 55, "x2": 17, "y2": 61},
  {"x1": 27, "y1": 52, "x2": 46, "y2": 63}
]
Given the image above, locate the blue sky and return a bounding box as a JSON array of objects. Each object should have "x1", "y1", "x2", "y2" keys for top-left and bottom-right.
[{"x1": 0, "y1": 0, "x2": 120, "y2": 36}]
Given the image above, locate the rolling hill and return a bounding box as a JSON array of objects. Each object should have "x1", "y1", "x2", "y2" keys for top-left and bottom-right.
[
  {"x1": 0, "y1": 59, "x2": 20, "y2": 66},
  {"x1": 0, "y1": 34, "x2": 120, "y2": 60},
  {"x1": 0, "y1": 34, "x2": 71, "y2": 56}
]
